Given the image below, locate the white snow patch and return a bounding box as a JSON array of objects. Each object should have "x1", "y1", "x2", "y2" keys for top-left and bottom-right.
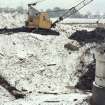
[{"x1": 0, "y1": 13, "x2": 95, "y2": 105}]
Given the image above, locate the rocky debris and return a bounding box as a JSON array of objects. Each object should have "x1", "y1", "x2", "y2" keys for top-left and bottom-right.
[
  {"x1": 64, "y1": 43, "x2": 79, "y2": 51},
  {"x1": 44, "y1": 100, "x2": 60, "y2": 103},
  {"x1": 69, "y1": 28, "x2": 105, "y2": 45},
  {"x1": 0, "y1": 13, "x2": 97, "y2": 105},
  {"x1": 75, "y1": 61, "x2": 95, "y2": 90},
  {"x1": 38, "y1": 91, "x2": 58, "y2": 95},
  {"x1": 0, "y1": 75, "x2": 25, "y2": 99}
]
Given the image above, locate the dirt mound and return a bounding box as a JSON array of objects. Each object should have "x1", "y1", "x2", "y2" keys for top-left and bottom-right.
[{"x1": 69, "y1": 28, "x2": 105, "y2": 45}]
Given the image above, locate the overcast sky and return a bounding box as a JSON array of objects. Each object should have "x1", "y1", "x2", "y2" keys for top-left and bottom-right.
[{"x1": 0, "y1": 0, "x2": 105, "y2": 14}]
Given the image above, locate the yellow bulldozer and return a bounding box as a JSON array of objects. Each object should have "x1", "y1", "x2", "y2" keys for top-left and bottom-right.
[
  {"x1": 0, "y1": 0, "x2": 93, "y2": 35},
  {"x1": 26, "y1": 2, "x2": 52, "y2": 29},
  {"x1": 25, "y1": 0, "x2": 93, "y2": 35}
]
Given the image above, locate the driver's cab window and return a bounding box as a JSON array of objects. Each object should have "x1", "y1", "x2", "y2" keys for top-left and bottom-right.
[
  {"x1": 29, "y1": 17, "x2": 33, "y2": 22},
  {"x1": 43, "y1": 16, "x2": 46, "y2": 21},
  {"x1": 43, "y1": 15, "x2": 49, "y2": 21}
]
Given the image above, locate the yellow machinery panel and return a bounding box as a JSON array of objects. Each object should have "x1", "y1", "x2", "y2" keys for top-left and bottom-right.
[
  {"x1": 26, "y1": 12, "x2": 52, "y2": 29},
  {"x1": 38, "y1": 12, "x2": 52, "y2": 29}
]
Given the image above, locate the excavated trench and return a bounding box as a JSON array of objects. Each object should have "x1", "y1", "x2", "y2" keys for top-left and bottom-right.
[
  {"x1": 69, "y1": 27, "x2": 105, "y2": 91},
  {"x1": 75, "y1": 61, "x2": 95, "y2": 90}
]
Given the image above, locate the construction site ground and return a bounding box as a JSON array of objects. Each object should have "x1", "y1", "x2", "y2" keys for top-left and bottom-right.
[{"x1": 0, "y1": 13, "x2": 105, "y2": 105}]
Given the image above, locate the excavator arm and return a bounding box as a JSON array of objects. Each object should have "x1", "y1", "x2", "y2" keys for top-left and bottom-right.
[
  {"x1": 28, "y1": 0, "x2": 48, "y2": 16},
  {"x1": 28, "y1": 0, "x2": 47, "y2": 7},
  {"x1": 52, "y1": 0, "x2": 93, "y2": 27}
]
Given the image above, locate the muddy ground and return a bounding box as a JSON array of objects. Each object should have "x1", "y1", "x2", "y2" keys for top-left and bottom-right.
[
  {"x1": 69, "y1": 27, "x2": 105, "y2": 91},
  {"x1": 69, "y1": 28, "x2": 105, "y2": 45},
  {"x1": 75, "y1": 61, "x2": 95, "y2": 90}
]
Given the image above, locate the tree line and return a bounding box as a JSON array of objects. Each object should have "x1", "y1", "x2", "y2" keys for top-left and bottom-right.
[{"x1": 0, "y1": 6, "x2": 104, "y2": 19}]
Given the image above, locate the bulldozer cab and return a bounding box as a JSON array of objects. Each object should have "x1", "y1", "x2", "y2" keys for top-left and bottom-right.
[
  {"x1": 25, "y1": 0, "x2": 93, "y2": 30},
  {"x1": 26, "y1": 5, "x2": 52, "y2": 29}
]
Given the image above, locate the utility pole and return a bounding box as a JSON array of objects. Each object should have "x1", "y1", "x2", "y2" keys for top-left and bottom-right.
[{"x1": 91, "y1": 44, "x2": 105, "y2": 105}]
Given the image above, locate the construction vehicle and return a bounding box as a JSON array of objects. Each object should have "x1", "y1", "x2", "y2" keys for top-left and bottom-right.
[
  {"x1": 0, "y1": 0, "x2": 93, "y2": 35},
  {"x1": 26, "y1": 1, "x2": 52, "y2": 29},
  {"x1": 25, "y1": 0, "x2": 93, "y2": 34}
]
